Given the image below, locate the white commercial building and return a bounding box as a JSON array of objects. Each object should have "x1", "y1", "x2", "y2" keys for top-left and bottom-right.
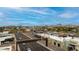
[
  {"x1": 36, "y1": 33, "x2": 79, "y2": 51},
  {"x1": 0, "y1": 32, "x2": 14, "y2": 45},
  {"x1": 0, "y1": 46, "x2": 12, "y2": 51}
]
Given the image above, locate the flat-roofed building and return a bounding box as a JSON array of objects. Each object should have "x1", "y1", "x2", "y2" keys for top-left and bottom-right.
[
  {"x1": 36, "y1": 32, "x2": 79, "y2": 51},
  {"x1": 0, "y1": 46, "x2": 12, "y2": 51},
  {"x1": 0, "y1": 31, "x2": 16, "y2": 51}
]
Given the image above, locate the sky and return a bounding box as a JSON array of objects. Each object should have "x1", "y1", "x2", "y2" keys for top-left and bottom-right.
[{"x1": 0, "y1": 7, "x2": 79, "y2": 26}]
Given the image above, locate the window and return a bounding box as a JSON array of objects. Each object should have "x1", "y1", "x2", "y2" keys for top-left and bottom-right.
[
  {"x1": 58, "y1": 43, "x2": 60, "y2": 47},
  {"x1": 54, "y1": 42, "x2": 56, "y2": 45}
]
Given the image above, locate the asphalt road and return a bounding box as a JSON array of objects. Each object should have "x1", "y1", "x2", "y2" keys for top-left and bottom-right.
[
  {"x1": 15, "y1": 32, "x2": 52, "y2": 51},
  {"x1": 19, "y1": 42, "x2": 50, "y2": 51}
]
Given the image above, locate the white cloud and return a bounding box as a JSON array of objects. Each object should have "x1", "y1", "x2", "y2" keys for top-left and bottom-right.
[
  {"x1": 30, "y1": 8, "x2": 56, "y2": 15},
  {"x1": 58, "y1": 12, "x2": 78, "y2": 18},
  {"x1": 0, "y1": 12, "x2": 5, "y2": 16},
  {"x1": 29, "y1": 9, "x2": 48, "y2": 15},
  {"x1": 9, "y1": 7, "x2": 56, "y2": 15},
  {"x1": 0, "y1": 12, "x2": 6, "y2": 20},
  {"x1": 9, "y1": 7, "x2": 48, "y2": 14},
  {"x1": 9, "y1": 7, "x2": 22, "y2": 10}
]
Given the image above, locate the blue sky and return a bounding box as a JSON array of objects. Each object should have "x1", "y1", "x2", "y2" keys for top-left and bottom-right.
[{"x1": 0, "y1": 7, "x2": 79, "y2": 26}]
